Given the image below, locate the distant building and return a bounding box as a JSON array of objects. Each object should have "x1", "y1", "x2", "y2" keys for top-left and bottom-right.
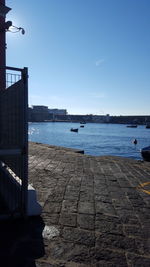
[
  {"x1": 105, "y1": 114, "x2": 110, "y2": 122},
  {"x1": 92, "y1": 114, "x2": 110, "y2": 123},
  {"x1": 109, "y1": 115, "x2": 150, "y2": 124},
  {"x1": 29, "y1": 105, "x2": 49, "y2": 121},
  {"x1": 28, "y1": 106, "x2": 68, "y2": 121},
  {"x1": 48, "y1": 109, "x2": 67, "y2": 115},
  {"x1": 32, "y1": 105, "x2": 49, "y2": 112},
  {"x1": 28, "y1": 106, "x2": 150, "y2": 124}
]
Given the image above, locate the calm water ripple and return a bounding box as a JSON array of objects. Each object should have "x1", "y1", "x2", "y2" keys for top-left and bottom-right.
[{"x1": 28, "y1": 122, "x2": 150, "y2": 160}]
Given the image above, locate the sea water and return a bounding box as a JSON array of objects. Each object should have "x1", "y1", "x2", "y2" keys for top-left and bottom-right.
[{"x1": 28, "y1": 122, "x2": 150, "y2": 160}]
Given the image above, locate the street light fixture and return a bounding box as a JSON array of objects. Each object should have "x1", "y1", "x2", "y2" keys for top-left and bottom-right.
[{"x1": 5, "y1": 21, "x2": 25, "y2": 34}]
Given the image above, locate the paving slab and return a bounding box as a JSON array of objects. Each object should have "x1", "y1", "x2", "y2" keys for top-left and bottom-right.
[{"x1": 27, "y1": 142, "x2": 150, "y2": 266}]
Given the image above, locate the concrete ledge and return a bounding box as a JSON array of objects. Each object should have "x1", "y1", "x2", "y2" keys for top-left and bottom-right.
[
  {"x1": 27, "y1": 184, "x2": 42, "y2": 216},
  {"x1": 29, "y1": 141, "x2": 84, "y2": 154}
]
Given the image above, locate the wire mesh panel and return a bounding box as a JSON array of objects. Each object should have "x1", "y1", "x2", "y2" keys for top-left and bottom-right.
[{"x1": 0, "y1": 67, "x2": 28, "y2": 217}]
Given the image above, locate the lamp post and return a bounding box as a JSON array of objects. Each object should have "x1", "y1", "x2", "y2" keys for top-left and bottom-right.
[{"x1": 0, "y1": 0, "x2": 11, "y2": 90}]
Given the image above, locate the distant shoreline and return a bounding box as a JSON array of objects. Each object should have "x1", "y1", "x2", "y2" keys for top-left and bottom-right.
[{"x1": 28, "y1": 120, "x2": 148, "y2": 125}]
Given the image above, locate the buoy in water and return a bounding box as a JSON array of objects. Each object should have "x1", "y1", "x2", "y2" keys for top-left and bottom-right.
[{"x1": 133, "y1": 139, "x2": 137, "y2": 145}]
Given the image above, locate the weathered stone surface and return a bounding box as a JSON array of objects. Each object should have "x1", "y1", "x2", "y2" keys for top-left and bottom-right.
[
  {"x1": 59, "y1": 213, "x2": 77, "y2": 227},
  {"x1": 48, "y1": 241, "x2": 75, "y2": 260},
  {"x1": 62, "y1": 227, "x2": 95, "y2": 246},
  {"x1": 95, "y1": 233, "x2": 137, "y2": 253},
  {"x1": 66, "y1": 244, "x2": 91, "y2": 263},
  {"x1": 91, "y1": 248, "x2": 128, "y2": 266},
  {"x1": 95, "y1": 201, "x2": 116, "y2": 215},
  {"x1": 77, "y1": 214, "x2": 95, "y2": 230},
  {"x1": 44, "y1": 202, "x2": 62, "y2": 214},
  {"x1": 135, "y1": 238, "x2": 150, "y2": 255},
  {"x1": 36, "y1": 262, "x2": 61, "y2": 267},
  {"x1": 61, "y1": 200, "x2": 78, "y2": 213},
  {"x1": 95, "y1": 217, "x2": 123, "y2": 235},
  {"x1": 26, "y1": 142, "x2": 150, "y2": 266},
  {"x1": 126, "y1": 252, "x2": 150, "y2": 266},
  {"x1": 42, "y1": 213, "x2": 59, "y2": 225},
  {"x1": 123, "y1": 225, "x2": 149, "y2": 239},
  {"x1": 78, "y1": 202, "x2": 95, "y2": 215}
]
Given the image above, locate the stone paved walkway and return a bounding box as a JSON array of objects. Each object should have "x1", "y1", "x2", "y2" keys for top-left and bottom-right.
[{"x1": 29, "y1": 142, "x2": 150, "y2": 267}]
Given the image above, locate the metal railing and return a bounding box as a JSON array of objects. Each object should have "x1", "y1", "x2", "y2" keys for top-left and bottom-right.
[
  {"x1": 6, "y1": 72, "x2": 21, "y2": 88},
  {"x1": 0, "y1": 66, "x2": 28, "y2": 218}
]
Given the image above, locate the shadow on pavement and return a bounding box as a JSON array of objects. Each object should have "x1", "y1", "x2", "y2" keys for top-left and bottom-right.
[{"x1": 0, "y1": 216, "x2": 45, "y2": 267}]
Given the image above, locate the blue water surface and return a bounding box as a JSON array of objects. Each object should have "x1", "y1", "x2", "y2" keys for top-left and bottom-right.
[{"x1": 28, "y1": 122, "x2": 150, "y2": 160}]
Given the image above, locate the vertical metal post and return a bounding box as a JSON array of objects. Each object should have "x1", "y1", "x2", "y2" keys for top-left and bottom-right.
[
  {"x1": 0, "y1": 0, "x2": 11, "y2": 90},
  {"x1": 0, "y1": 0, "x2": 6, "y2": 90},
  {"x1": 21, "y1": 67, "x2": 28, "y2": 216}
]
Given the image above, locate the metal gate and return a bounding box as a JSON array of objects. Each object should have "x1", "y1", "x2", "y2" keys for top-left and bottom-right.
[{"x1": 0, "y1": 66, "x2": 28, "y2": 218}]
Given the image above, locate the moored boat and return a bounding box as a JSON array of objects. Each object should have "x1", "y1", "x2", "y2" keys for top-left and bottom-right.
[
  {"x1": 70, "y1": 128, "x2": 78, "y2": 132},
  {"x1": 146, "y1": 124, "x2": 150, "y2": 129},
  {"x1": 127, "y1": 125, "x2": 137, "y2": 128},
  {"x1": 141, "y1": 146, "x2": 150, "y2": 162}
]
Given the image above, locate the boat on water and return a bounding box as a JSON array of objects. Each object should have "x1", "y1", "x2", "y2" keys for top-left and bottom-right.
[
  {"x1": 146, "y1": 124, "x2": 150, "y2": 129},
  {"x1": 141, "y1": 146, "x2": 150, "y2": 162},
  {"x1": 80, "y1": 122, "x2": 86, "y2": 124},
  {"x1": 126, "y1": 125, "x2": 137, "y2": 128},
  {"x1": 70, "y1": 128, "x2": 78, "y2": 132},
  {"x1": 80, "y1": 125, "x2": 84, "y2": 128}
]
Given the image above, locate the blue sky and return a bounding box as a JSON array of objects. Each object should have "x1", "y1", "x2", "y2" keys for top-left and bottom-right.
[{"x1": 6, "y1": 0, "x2": 150, "y2": 115}]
